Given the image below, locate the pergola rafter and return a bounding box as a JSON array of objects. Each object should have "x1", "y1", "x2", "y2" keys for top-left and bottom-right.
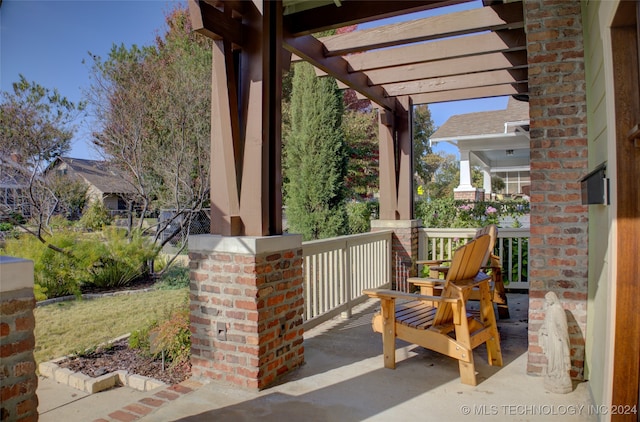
[
  {"x1": 317, "y1": 1, "x2": 524, "y2": 56},
  {"x1": 189, "y1": 0, "x2": 529, "y2": 234}
]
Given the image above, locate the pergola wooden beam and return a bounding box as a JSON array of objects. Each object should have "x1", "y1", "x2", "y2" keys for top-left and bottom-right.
[
  {"x1": 341, "y1": 29, "x2": 525, "y2": 72},
  {"x1": 318, "y1": 2, "x2": 524, "y2": 56},
  {"x1": 410, "y1": 84, "x2": 528, "y2": 105},
  {"x1": 189, "y1": 0, "x2": 245, "y2": 46},
  {"x1": 283, "y1": 34, "x2": 396, "y2": 111},
  {"x1": 382, "y1": 68, "x2": 528, "y2": 97},
  {"x1": 364, "y1": 51, "x2": 527, "y2": 85},
  {"x1": 283, "y1": 0, "x2": 469, "y2": 37}
]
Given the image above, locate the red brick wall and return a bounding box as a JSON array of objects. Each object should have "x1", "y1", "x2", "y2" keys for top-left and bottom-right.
[
  {"x1": 525, "y1": 0, "x2": 589, "y2": 380},
  {"x1": 0, "y1": 294, "x2": 38, "y2": 421},
  {"x1": 453, "y1": 189, "x2": 484, "y2": 201},
  {"x1": 189, "y1": 245, "x2": 304, "y2": 389},
  {"x1": 371, "y1": 220, "x2": 419, "y2": 288}
]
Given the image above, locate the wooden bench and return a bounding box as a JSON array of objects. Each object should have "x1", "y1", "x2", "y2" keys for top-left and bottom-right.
[{"x1": 364, "y1": 235, "x2": 503, "y2": 386}]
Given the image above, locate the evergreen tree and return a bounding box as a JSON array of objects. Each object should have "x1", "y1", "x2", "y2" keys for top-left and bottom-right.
[
  {"x1": 284, "y1": 62, "x2": 347, "y2": 240},
  {"x1": 413, "y1": 104, "x2": 442, "y2": 197}
]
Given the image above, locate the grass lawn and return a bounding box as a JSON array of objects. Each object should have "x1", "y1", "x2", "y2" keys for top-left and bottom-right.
[{"x1": 34, "y1": 288, "x2": 189, "y2": 365}]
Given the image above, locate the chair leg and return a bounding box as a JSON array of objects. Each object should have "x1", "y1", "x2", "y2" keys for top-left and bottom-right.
[
  {"x1": 479, "y1": 283, "x2": 503, "y2": 367},
  {"x1": 380, "y1": 298, "x2": 396, "y2": 369},
  {"x1": 454, "y1": 308, "x2": 477, "y2": 386},
  {"x1": 458, "y1": 358, "x2": 478, "y2": 386},
  {"x1": 492, "y1": 269, "x2": 510, "y2": 319}
]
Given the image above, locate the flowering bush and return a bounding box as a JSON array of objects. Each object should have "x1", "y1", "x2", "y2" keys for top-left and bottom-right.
[{"x1": 416, "y1": 198, "x2": 529, "y2": 229}]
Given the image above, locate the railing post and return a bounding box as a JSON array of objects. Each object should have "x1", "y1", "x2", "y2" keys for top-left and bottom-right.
[{"x1": 341, "y1": 239, "x2": 351, "y2": 319}]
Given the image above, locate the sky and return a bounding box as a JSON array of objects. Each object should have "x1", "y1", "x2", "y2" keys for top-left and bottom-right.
[{"x1": 1, "y1": 0, "x2": 508, "y2": 160}]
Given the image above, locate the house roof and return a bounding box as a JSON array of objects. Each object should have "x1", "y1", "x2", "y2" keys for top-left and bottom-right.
[
  {"x1": 431, "y1": 97, "x2": 529, "y2": 140},
  {"x1": 51, "y1": 157, "x2": 137, "y2": 195}
]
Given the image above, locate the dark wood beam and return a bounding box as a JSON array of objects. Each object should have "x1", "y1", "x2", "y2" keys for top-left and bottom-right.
[
  {"x1": 283, "y1": 0, "x2": 470, "y2": 37},
  {"x1": 319, "y1": 2, "x2": 524, "y2": 56},
  {"x1": 283, "y1": 34, "x2": 396, "y2": 111},
  {"x1": 364, "y1": 51, "x2": 527, "y2": 85},
  {"x1": 382, "y1": 68, "x2": 528, "y2": 97},
  {"x1": 340, "y1": 29, "x2": 526, "y2": 72},
  {"x1": 188, "y1": 0, "x2": 245, "y2": 47},
  {"x1": 410, "y1": 84, "x2": 528, "y2": 105}
]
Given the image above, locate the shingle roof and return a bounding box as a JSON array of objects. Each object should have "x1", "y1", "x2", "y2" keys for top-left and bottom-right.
[
  {"x1": 52, "y1": 157, "x2": 137, "y2": 195},
  {"x1": 431, "y1": 97, "x2": 529, "y2": 140}
]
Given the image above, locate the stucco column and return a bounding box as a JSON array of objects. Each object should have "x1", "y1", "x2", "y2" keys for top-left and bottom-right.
[
  {"x1": 482, "y1": 166, "x2": 492, "y2": 195},
  {"x1": 456, "y1": 149, "x2": 474, "y2": 190}
]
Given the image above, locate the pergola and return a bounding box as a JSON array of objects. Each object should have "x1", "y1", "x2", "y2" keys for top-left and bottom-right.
[{"x1": 187, "y1": 0, "x2": 528, "y2": 236}]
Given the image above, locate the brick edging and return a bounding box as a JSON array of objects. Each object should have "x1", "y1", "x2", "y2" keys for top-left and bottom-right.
[{"x1": 91, "y1": 379, "x2": 203, "y2": 422}]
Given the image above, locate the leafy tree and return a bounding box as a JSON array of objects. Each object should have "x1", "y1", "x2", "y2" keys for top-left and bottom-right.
[
  {"x1": 87, "y1": 6, "x2": 211, "y2": 258},
  {"x1": 284, "y1": 62, "x2": 347, "y2": 240},
  {"x1": 49, "y1": 176, "x2": 88, "y2": 220},
  {"x1": 413, "y1": 104, "x2": 438, "y2": 187},
  {"x1": 342, "y1": 110, "x2": 378, "y2": 199},
  {"x1": 0, "y1": 75, "x2": 84, "y2": 249}
]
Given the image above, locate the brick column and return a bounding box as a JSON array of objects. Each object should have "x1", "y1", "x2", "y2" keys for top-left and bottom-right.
[
  {"x1": 525, "y1": 1, "x2": 589, "y2": 380},
  {"x1": 0, "y1": 256, "x2": 38, "y2": 421},
  {"x1": 188, "y1": 234, "x2": 304, "y2": 390},
  {"x1": 371, "y1": 220, "x2": 420, "y2": 288}
]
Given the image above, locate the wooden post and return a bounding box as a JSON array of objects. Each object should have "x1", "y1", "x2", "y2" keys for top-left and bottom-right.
[{"x1": 192, "y1": 0, "x2": 283, "y2": 236}]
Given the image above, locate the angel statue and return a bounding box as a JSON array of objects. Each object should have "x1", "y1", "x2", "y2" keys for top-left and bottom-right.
[{"x1": 539, "y1": 291, "x2": 573, "y2": 393}]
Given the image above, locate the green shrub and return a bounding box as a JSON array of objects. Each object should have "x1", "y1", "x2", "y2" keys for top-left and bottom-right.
[
  {"x1": 87, "y1": 228, "x2": 159, "y2": 289},
  {"x1": 150, "y1": 305, "x2": 190, "y2": 368},
  {"x1": 129, "y1": 325, "x2": 154, "y2": 355},
  {"x1": 1, "y1": 232, "x2": 89, "y2": 298},
  {"x1": 1, "y1": 227, "x2": 159, "y2": 298},
  {"x1": 346, "y1": 200, "x2": 378, "y2": 235},
  {"x1": 415, "y1": 198, "x2": 529, "y2": 229},
  {"x1": 129, "y1": 296, "x2": 190, "y2": 368},
  {"x1": 155, "y1": 265, "x2": 190, "y2": 290},
  {"x1": 0, "y1": 222, "x2": 19, "y2": 242},
  {"x1": 79, "y1": 201, "x2": 112, "y2": 231}
]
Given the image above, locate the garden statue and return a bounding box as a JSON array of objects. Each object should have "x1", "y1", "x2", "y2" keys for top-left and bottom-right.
[{"x1": 539, "y1": 291, "x2": 573, "y2": 393}]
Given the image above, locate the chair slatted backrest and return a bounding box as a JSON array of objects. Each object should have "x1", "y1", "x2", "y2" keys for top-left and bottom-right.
[
  {"x1": 432, "y1": 235, "x2": 491, "y2": 326},
  {"x1": 474, "y1": 224, "x2": 497, "y2": 267}
]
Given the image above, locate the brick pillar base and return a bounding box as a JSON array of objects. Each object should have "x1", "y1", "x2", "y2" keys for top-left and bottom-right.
[
  {"x1": 453, "y1": 188, "x2": 484, "y2": 201},
  {"x1": 188, "y1": 234, "x2": 304, "y2": 390},
  {"x1": 371, "y1": 220, "x2": 420, "y2": 288},
  {"x1": 0, "y1": 256, "x2": 38, "y2": 421}
]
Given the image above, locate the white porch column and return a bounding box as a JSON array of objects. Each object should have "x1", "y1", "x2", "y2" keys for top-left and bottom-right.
[
  {"x1": 455, "y1": 149, "x2": 474, "y2": 190},
  {"x1": 482, "y1": 166, "x2": 492, "y2": 194}
]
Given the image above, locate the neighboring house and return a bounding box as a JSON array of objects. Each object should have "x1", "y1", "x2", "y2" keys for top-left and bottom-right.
[
  {"x1": 0, "y1": 153, "x2": 31, "y2": 217},
  {"x1": 46, "y1": 157, "x2": 137, "y2": 214},
  {"x1": 429, "y1": 97, "x2": 530, "y2": 200}
]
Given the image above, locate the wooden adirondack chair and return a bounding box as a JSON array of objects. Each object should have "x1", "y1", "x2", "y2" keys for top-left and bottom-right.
[
  {"x1": 363, "y1": 235, "x2": 503, "y2": 386},
  {"x1": 414, "y1": 225, "x2": 510, "y2": 319}
]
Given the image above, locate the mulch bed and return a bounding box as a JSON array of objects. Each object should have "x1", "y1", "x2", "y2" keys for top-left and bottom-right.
[{"x1": 57, "y1": 338, "x2": 191, "y2": 386}]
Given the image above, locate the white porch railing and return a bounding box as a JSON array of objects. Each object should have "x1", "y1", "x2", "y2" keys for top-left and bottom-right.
[
  {"x1": 418, "y1": 228, "x2": 529, "y2": 289},
  {"x1": 418, "y1": 227, "x2": 530, "y2": 289},
  {"x1": 301, "y1": 231, "x2": 391, "y2": 330}
]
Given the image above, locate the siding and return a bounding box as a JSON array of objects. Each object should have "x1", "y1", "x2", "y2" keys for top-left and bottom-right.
[{"x1": 582, "y1": 0, "x2": 615, "y2": 410}]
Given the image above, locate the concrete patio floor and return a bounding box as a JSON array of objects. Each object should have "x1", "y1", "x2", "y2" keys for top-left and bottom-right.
[{"x1": 38, "y1": 294, "x2": 596, "y2": 421}]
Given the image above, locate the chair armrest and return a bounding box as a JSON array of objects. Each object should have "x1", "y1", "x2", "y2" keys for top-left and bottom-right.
[
  {"x1": 363, "y1": 288, "x2": 459, "y2": 304},
  {"x1": 449, "y1": 272, "x2": 491, "y2": 290},
  {"x1": 416, "y1": 259, "x2": 451, "y2": 265},
  {"x1": 407, "y1": 277, "x2": 444, "y2": 288}
]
